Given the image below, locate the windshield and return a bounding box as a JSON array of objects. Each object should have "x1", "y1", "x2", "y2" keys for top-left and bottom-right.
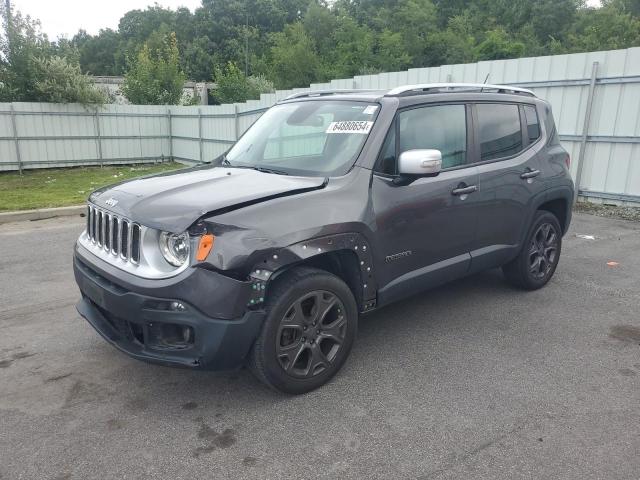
[{"x1": 224, "y1": 100, "x2": 380, "y2": 177}]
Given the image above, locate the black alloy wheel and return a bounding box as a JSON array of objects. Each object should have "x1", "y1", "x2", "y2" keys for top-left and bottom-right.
[
  {"x1": 528, "y1": 222, "x2": 559, "y2": 280},
  {"x1": 248, "y1": 267, "x2": 358, "y2": 394},
  {"x1": 502, "y1": 210, "x2": 563, "y2": 290},
  {"x1": 277, "y1": 290, "x2": 347, "y2": 379}
]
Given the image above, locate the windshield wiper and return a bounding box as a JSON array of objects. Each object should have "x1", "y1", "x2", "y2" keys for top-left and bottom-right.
[
  {"x1": 221, "y1": 160, "x2": 288, "y2": 175},
  {"x1": 250, "y1": 166, "x2": 289, "y2": 175}
]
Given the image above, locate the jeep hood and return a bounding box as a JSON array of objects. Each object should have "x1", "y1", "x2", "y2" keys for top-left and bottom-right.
[{"x1": 89, "y1": 166, "x2": 328, "y2": 232}]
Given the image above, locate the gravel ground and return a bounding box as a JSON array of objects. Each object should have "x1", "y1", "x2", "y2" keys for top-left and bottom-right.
[
  {"x1": 0, "y1": 212, "x2": 639, "y2": 480},
  {"x1": 575, "y1": 201, "x2": 640, "y2": 223}
]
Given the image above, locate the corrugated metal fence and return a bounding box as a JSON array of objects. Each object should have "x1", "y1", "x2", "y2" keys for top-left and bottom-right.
[{"x1": 1, "y1": 47, "x2": 639, "y2": 204}]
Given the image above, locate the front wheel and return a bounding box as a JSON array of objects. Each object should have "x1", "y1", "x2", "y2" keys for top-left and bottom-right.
[
  {"x1": 248, "y1": 267, "x2": 358, "y2": 394},
  {"x1": 502, "y1": 211, "x2": 562, "y2": 290}
]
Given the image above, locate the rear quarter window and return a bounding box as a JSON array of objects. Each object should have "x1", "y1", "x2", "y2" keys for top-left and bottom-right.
[{"x1": 524, "y1": 105, "x2": 541, "y2": 143}]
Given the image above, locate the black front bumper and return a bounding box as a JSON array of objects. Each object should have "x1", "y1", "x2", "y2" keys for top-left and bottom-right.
[{"x1": 73, "y1": 248, "x2": 265, "y2": 370}]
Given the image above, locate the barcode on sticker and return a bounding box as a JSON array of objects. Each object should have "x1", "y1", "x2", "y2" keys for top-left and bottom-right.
[{"x1": 326, "y1": 121, "x2": 373, "y2": 134}]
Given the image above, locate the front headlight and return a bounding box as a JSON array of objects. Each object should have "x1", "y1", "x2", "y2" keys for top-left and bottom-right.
[{"x1": 159, "y1": 231, "x2": 190, "y2": 267}]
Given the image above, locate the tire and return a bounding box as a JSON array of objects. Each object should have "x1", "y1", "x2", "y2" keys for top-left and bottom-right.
[
  {"x1": 502, "y1": 210, "x2": 562, "y2": 290},
  {"x1": 247, "y1": 266, "x2": 358, "y2": 394}
]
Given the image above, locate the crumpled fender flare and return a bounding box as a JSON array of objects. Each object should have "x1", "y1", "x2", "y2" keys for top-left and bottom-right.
[{"x1": 246, "y1": 232, "x2": 377, "y2": 311}]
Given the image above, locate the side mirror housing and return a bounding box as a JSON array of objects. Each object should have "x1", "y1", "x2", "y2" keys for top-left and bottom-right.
[{"x1": 397, "y1": 149, "x2": 443, "y2": 176}]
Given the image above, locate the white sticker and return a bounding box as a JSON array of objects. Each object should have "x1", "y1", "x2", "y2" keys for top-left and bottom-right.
[
  {"x1": 363, "y1": 105, "x2": 379, "y2": 115},
  {"x1": 326, "y1": 121, "x2": 373, "y2": 134}
]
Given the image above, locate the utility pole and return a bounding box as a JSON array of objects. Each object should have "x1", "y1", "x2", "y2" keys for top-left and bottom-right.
[
  {"x1": 244, "y1": 6, "x2": 249, "y2": 77},
  {"x1": 4, "y1": 0, "x2": 12, "y2": 62}
]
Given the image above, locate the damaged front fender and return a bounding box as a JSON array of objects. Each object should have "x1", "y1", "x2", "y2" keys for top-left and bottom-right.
[{"x1": 244, "y1": 232, "x2": 378, "y2": 312}]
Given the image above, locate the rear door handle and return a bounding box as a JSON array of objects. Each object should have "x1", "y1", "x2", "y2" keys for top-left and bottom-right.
[
  {"x1": 520, "y1": 169, "x2": 541, "y2": 179},
  {"x1": 451, "y1": 185, "x2": 478, "y2": 196}
]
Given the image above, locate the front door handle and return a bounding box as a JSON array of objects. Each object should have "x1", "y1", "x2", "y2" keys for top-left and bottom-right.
[
  {"x1": 520, "y1": 169, "x2": 541, "y2": 179},
  {"x1": 451, "y1": 185, "x2": 478, "y2": 196}
]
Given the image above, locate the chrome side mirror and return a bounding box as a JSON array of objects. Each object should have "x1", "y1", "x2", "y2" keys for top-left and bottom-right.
[{"x1": 397, "y1": 149, "x2": 442, "y2": 176}]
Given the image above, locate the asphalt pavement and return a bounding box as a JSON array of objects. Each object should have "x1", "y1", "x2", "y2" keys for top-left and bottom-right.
[{"x1": 0, "y1": 212, "x2": 639, "y2": 480}]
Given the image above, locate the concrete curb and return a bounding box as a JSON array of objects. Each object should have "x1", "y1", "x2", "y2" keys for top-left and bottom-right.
[{"x1": 0, "y1": 205, "x2": 85, "y2": 224}]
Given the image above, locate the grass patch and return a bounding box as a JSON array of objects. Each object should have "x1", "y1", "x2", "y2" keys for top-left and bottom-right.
[{"x1": 0, "y1": 162, "x2": 185, "y2": 212}]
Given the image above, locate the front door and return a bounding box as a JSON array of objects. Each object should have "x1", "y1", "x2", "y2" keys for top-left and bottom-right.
[{"x1": 371, "y1": 103, "x2": 481, "y2": 306}]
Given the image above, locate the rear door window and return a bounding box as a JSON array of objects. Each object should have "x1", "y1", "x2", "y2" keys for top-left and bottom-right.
[{"x1": 475, "y1": 104, "x2": 523, "y2": 161}]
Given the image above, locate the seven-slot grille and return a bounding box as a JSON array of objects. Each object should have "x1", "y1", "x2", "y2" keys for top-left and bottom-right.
[{"x1": 86, "y1": 204, "x2": 141, "y2": 264}]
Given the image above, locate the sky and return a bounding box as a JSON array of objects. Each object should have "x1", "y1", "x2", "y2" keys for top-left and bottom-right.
[
  {"x1": 14, "y1": 0, "x2": 603, "y2": 40},
  {"x1": 12, "y1": 0, "x2": 202, "y2": 39}
]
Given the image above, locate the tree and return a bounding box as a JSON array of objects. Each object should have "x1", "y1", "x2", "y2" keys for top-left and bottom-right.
[
  {"x1": 121, "y1": 32, "x2": 187, "y2": 105},
  {"x1": 33, "y1": 56, "x2": 107, "y2": 104},
  {"x1": 424, "y1": 13, "x2": 477, "y2": 66},
  {"x1": 530, "y1": 0, "x2": 578, "y2": 43},
  {"x1": 213, "y1": 61, "x2": 274, "y2": 103},
  {"x1": 0, "y1": 5, "x2": 104, "y2": 104},
  {"x1": 331, "y1": 16, "x2": 376, "y2": 78},
  {"x1": 267, "y1": 22, "x2": 321, "y2": 89},
  {"x1": 302, "y1": 2, "x2": 339, "y2": 58},
  {"x1": 475, "y1": 28, "x2": 526, "y2": 60},
  {"x1": 567, "y1": 4, "x2": 640, "y2": 51},
  {"x1": 182, "y1": 36, "x2": 216, "y2": 81},
  {"x1": 375, "y1": 30, "x2": 412, "y2": 72},
  {"x1": 6, "y1": 0, "x2": 640, "y2": 103},
  {"x1": 73, "y1": 29, "x2": 125, "y2": 76},
  {"x1": 0, "y1": 6, "x2": 52, "y2": 101}
]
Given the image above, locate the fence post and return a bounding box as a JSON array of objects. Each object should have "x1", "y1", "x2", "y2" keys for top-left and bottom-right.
[
  {"x1": 94, "y1": 110, "x2": 103, "y2": 167},
  {"x1": 167, "y1": 109, "x2": 173, "y2": 162},
  {"x1": 198, "y1": 108, "x2": 203, "y2": 164},
  {"x1": 574, "y1": 61, "x2": 599, "y2": 204},
  {"x1": 233, "y1": 104, "x2": 239, "y2": 140},
  {"x1": 9, "y1": 104, "x2": 22, "y2": 174}
]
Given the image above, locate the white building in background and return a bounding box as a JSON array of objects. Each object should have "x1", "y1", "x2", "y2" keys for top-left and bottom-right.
[{"x1": 91, "y1": 76, "x2": 215, "y2": 105}]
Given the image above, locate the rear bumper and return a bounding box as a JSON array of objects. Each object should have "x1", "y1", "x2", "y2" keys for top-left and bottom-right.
[{"x1": 73, "y1": 248, "x2": 265, "y2": 370}]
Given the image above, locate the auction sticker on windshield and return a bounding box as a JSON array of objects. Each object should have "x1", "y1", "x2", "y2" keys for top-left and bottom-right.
[{"x1": 326, "y1": 121, "x2": 373, "y2": 134}]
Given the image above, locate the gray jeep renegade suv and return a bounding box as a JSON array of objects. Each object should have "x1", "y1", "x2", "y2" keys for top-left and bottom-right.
[{"x1": 74, "y1": 83, "x2": 574, "y2": 394}]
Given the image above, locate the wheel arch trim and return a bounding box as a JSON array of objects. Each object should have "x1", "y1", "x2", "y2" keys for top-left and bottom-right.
[{"x1": 246, "y1": 232, "x2": 377, "y2": 312}]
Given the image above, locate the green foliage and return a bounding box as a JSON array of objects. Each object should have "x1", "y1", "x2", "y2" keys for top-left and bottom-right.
[
  {"x1": 331, "y1": 16, "x2": 376, "y2": 77},
  {"x1": 73, "y1": 29, "x2": 125, "y2": 76},
  {"x1": 567, "y1": 5, "x2": 640, "y2": 51},
  {"x1": 376, "y1": 30, "x2": 413, "y2": 72},
  {"x1": 267, "y1": 22, "x2": 322, "y2": 89},
  {"x1": 33, "y1": 56, "x2": 108, "y2": 104},
  {"x1": 423, "y1": 13, "x2": 476, "y2": 66},
  {"x1": 213, "y1": 62, "x2": 274, "y2": 103},
  {"x1": 248, "y1": 74, "x2": 275, "y2": 95},
  {"x1": 0, "y1": 7, "x2": 50, "y2": 101},
  {"x1": 0, "y1": 6, "x2": 104, "y2": 104},
  {"x1": 7, "y1": 0, "x2": 640, "y2": 101},
  {"x1": 121, "y1": 32, "x2": 187, "y2": 105},
  {"x1": 475, "y1": 28, "x2": 526, "y2": 60}
]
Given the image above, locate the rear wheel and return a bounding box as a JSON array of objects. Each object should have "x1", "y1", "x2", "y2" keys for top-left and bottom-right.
[
  {"x1": 248, "y1": 267, "x2": 358, "y2": 394},
  {"x1": 502, "y1": 211, "x2": 562, "y2": 290}
]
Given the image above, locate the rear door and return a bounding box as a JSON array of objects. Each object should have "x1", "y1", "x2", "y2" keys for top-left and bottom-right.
[{"x1": 470, "y1": 102, "x2": 547, "y2": 272}]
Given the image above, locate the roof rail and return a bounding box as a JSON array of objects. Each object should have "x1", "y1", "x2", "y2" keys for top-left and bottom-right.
[
  {"x1": 284, "y1": 89, "x2": 381, "y2": 100},
  {"x1": 386, "y1": 83, "x2": 535, "y2": 97}
]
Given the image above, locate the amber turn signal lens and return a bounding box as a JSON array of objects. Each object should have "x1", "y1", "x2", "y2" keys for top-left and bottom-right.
[{"x1": 196, "y1": 234, "x2": 214, "y2": 261}]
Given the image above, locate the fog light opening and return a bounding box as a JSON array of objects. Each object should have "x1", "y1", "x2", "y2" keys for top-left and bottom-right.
[
  {"x1": 144, "y1": 300, "x2": 188, "y2": 312},
  {"x1": 148, "y1": 323, "x2": 195, "y2": 350}
]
